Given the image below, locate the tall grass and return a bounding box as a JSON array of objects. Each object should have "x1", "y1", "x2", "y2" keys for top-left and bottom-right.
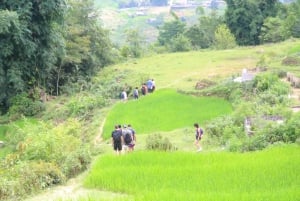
[
  {"x1": 84, "y1": 145, "x2": 300, "y2": 201},
  {"x1": 102, "y1": 89, "x2": 232, "y2": 139}
]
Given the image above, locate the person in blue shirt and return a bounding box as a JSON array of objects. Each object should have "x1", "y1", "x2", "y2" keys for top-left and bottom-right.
[{"x1": 146, "y1": 79, "x2": 153, "y2": 92}]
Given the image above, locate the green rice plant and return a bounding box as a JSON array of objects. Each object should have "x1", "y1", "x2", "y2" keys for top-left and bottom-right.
[
  {"x1": 84, "y1": 145, "x2": 300, "y2": 201},
  {"x1": 102, "y1": 89, "x2": 232, "y2": 139}
]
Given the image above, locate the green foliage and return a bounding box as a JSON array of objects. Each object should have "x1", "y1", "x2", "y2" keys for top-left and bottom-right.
[
  {"x1": 253, "y1": 73, "x2": 279, "y2": 92},
  {"x1": 260, "y1": 17, "x2": 288, "y2": 43},
  {"x1": 124, "y1": 29, "x2": 144, "y2": 58},
  {"x1": 185, "y1": 11, "x2": 223, "y2": 49},
  {"x1": 158, "y1": 19, "x2": 186, "y2": 46},
  {"x1": 8, "y1": 93, "x2": 45, "y2": 117},
  {"x1": 0, "y1": 161, "x2": 66, "y2": 200},
  {"x1": 0, "y1": 118, "x2": 92, "y2": 200},
  {"x1": 213, "y1": 24, "x2": 237, "y2": 49},
  {"x1": 286, "y1": 0, "x2": 300, "y2": 38},
  {"x1": 184, "y1": 25, "x2": 208, "y2": 49},
  {"x1": 55, "y1": 0, "x2": 115, "y2": 95},
  {"x1": 225, "y1": 0, "x2": 280, "y2": 45},
  {"x1": 145, "y1": 133, "x2": 174, "y2": 151},
  {"x1": 205, "y1": 115, "x2": 236, "y2": 145},
  {"x1": 0, "y1": 0, "x2": 67, "y2": 112},
  {"x1": 169, "y1": 34, "x2": 192, "y2": 52},
  {"x1": 66, "y1": 94, "x2": 107, "y2": 119}
]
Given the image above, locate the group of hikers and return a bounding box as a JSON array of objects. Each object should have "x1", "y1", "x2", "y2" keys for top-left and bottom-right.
[
  {"x1": 111, "y1": 123, "x2": 204, "y2": 154},
  {"x1": 120, "y1": 79, "x2": 156, "y2": 101},
  {"x1": 141, "y1": 79, "x2": 155, "y2": 96},
  {"x1": 116, "y1": 78, "x2": 205, "y2": 153},
  {"x1": 111, "y1": 124, "x2": 136, "y2": 154}
]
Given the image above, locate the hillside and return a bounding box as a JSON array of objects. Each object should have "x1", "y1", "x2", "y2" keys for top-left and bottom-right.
[
  {"x1": 96, "y1": 0, "x2": 226, "y2": 44},
  {"x1": 2, "y1": 39, "x2": 300, "y2": 201}
]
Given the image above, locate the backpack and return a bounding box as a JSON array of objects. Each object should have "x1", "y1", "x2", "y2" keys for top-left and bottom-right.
[
  {"x1": 120, "y1": 92, "x2": 124, "y2": 99},
  {"x1": 112, "y1": 130, "x2": 122, "y2": 142},
  {"x1": 200, "y1": 128, "x2": 204, "y2": 135},
  {"x1": 124, "y1": 132, "x2": 132, "y2": 144},
  {"x1": 197, "y1": 128, "x2": 204, "y2": 136}
]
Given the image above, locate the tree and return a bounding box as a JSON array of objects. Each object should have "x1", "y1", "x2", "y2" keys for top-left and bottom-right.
[
  {"x1": 158, "y1": 19, "x2": 186, "y2": 46},
  {"x1": 260, "y1": 17, "x2": 287, "y2": 43},
  {"x1": 0, "y1": 1, "x2": 66, "y2": 112},
  {"x1": 125, "y1": 29, "x2": 144, "y2": 58},
  {"x1": 213, "y1": 24, "x2": 236, "y2": 49},
  {"x1": 286, "y1": 0, "x2": 300, "y2": 38},
  {"x1": 185, "y1": 10, "x2": 223, "y2": 49},
  {"x1": 169, "y1": 34, "x2": 192, "y2": 52},
  {"x1": 54, "y1": 0, "x2": 115, "y2": 95},
  {"x1": 225, "y1": 0, "x2": 280, "y2": 45}
]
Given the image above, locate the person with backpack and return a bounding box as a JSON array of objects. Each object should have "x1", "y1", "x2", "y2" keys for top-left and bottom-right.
[
  {"x1": 112, "y1": 125, "x2": 123, "y2": 155},
  {"x1": 127, "y1": 124, "x2": 136, "y2": 151},
  {"x1": 133, "y1": 87, "x2": 139, "y2": 99},
  {"x1": 122, "y1": 125, "x2": 133, "y2": 152},
  {"x1": 120, "y1": 89, "x2": 127, "y2": 101},
  {"x1": 194, "y1": 123, "x2": 204, "y2": 152},
  {"x1": 141, "y1": 83, "x2": 147, "y2": 96},
  {"x1": 146, "y1": 79, "x2": 153, "y2": 93}
]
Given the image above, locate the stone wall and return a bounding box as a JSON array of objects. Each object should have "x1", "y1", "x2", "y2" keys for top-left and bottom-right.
[{"x1": 287, "y1": 72, "x2": 300, "y2": 88}]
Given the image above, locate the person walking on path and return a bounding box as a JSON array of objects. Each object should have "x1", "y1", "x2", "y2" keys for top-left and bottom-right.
[
  {"x1": 120, "y1": 89, "x2": 127, "y2": 101},
  {"x1": 112, "y1": 125, "x2": 123, "y2": 155},
  {"x1": 194, "y1": 123, "x2": 203, "y2": 152},
  {"x1": 151, "y1": 79, "x2": 156, "y2": 92},
  {"x1": 141, "y1": 83, "x2": 147, "y2": 95},
  {"x1": 146, "y1": 79, "x2": 153, "y2": 93},
  {"x1": 133, "y1": 87, "x2": 139, "y2": 99},
  {"x1": 128, "y1": 124, "x2": 136, "y2": 151},
  {"x1": 122, "y1": 125, "x2": 133, "y2": 153}
]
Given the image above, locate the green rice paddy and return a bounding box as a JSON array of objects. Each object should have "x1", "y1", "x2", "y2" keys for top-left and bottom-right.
[
  {"x1": 84, "y1": 145, "x2": 300, "y2": 201},
  {"x1": 102, "y1": 89, "x2": 232, "y2": 139}
]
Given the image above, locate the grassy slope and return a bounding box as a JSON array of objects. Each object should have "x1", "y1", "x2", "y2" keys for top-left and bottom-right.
[
  {"x1": 85, "y1": 145, "x2": 300, "y2": 201},
  {"x1": 113, "y1": 39, "x2": 300, "y2": 91}
]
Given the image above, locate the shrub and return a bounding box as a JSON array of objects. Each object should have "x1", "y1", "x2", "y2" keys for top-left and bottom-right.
[
  {"x1": 8, "y1": 93, "x2": 45, "y2": 117},
  {"x1": 0, "y1": 161, "x2": 65, "y2": 200},
  {"x1": 240, "y1": 134, "x2": 269, "y2": 152},
  {"x1": 284, "y1": 113, "x2": 300, "y2": 142},
  {"x1": 253, "y1": 73, "x2": 279, "y2": 92},
  {"x1": 66, "y1": 94, "x2": 107, "y2": 119},
  {"x1": 205, "y1": 116, "x2": 235, "y2": 145},
  {"x1": 146, "y1": 133, "x2": 174, "y2": 151},
  {"x1": 61, "y1": 146, "x2": 92, "y2": 178},
  {"x1": 199, "y1": 80, "x2": 240, "y2": 100}
]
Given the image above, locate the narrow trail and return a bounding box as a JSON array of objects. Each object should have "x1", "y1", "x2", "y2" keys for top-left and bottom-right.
[{"x1": 94, "y1": 117, "x2": 106, "y2": 145}]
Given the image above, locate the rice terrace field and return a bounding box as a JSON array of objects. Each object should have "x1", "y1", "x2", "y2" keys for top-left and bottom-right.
[
  {"x1": 102, "y1": 89, "x2": 232, "y2": 139},
  {"x1": 80, "y1": 40, "x2": 300, "y2": 201},
  {"x1": 84, "y1": 146, "x2": 300, "y2": 201}
]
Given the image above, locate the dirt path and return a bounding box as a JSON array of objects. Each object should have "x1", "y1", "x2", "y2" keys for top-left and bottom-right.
[
  {"x1": 25, "y1": 176, "x2": 88, "y2": 201},
  {"x1": 25, "y1": 176, "x2": 125, "y2": 201}
]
